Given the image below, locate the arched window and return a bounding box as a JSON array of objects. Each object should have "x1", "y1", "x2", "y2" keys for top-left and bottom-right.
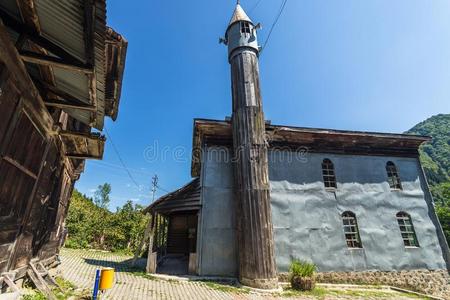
[
  {"x1": 342, "y1": 211, "x2": 362, "y2": 248},
  {"x1": 386, "y1": 161, "x2": 402, "y2": 190},
  {"x1": 396, "y1": 212, "x2": 419, "y2": 247},
  {"x1": 322, "y1": 159, "x2": 337, "y2": 189}
]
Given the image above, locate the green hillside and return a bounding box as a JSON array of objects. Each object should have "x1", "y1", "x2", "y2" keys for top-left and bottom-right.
[
  {"x1": 407, "y1": 114, "x2": 450, "y2": 186},
  {"x1": 406, "y1": 114, "x2": 449, "y2": 244}
]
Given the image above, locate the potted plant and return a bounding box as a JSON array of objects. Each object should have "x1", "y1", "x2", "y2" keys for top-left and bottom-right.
[{"x1": 289, "y1": 259, "x2": 317, "y2": 291}]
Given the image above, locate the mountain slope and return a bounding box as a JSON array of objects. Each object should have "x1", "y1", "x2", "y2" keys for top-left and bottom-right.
[
  {"x1": 406, "y1": 114, "x2": 450, "y2": 185},
  {"x1": 406, "y1": 114, "x2": 449, "y2": 245}
]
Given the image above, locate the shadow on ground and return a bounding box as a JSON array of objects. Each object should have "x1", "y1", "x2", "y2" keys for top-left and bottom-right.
[{"x1": 83, "y1": 258, "x2": 147, "y2": 273}]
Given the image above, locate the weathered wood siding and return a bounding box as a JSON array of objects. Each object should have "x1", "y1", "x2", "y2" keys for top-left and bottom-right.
[
  {"x1": 0, "y1": 23, "x2": 79, "y2": 276},
  {"x1": 230, "y1": 49, "x2": 278, "y2": 289}
]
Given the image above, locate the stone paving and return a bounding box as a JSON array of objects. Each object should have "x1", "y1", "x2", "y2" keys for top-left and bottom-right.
[{"x1": 56, "y1": 248, "x2": 426, "y2": 300}]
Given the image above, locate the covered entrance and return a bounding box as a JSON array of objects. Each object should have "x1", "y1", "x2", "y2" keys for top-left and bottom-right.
[{"x1": 143, "y1": 178, "x2": 201, "y2": 275}]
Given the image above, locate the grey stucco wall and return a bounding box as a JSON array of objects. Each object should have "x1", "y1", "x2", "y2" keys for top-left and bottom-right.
[
  {"x1": 197, "y1": 147, "x2": 237, "y2": 276},
  {"x1": 197, "y1": 146, "x2": 448, "y2": 276}
]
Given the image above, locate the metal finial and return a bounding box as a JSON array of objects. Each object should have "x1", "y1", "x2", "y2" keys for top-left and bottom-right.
[{"x1": 237, "y1": 0, "x2": 240, "y2": 4}]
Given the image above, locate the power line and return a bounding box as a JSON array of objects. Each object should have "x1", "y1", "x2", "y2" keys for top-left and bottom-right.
[
  {"x1": 104, "y1": 127, "x2": 141, "y2": 189},
  {"x1": 250, "y1": 0, "x2": 263, "y2": 13},
  {"x1": 90, "y1": 160, "x2": 154, "y2": 176},
  {"x1": 261, "y1": 0, "x2": 288, "y2": 53},
  {"x1": 156, "y1": 184, "x2": 171, "y2": 194}
]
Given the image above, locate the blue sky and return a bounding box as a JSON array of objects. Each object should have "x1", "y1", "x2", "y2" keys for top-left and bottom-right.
[{"x1": 76, "y1": 0, "x2": 450, "y2": 210}]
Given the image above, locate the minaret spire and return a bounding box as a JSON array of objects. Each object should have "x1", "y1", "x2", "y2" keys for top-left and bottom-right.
[{"x1": 224, "y1": 4, "x2": 279, "y2": 290}]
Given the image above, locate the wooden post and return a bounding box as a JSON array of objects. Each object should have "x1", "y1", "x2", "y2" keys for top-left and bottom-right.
[
  {"x1": 230, "y1": 49, "x2": 278, "y2": 289},
  {"x1": 226, "y1": 5, "x2": 278, "y2": 289},
  {"x1": 132, "y1": 213, "x2": 152, "y2": 266},
  {"x1": 146, "y1": 212, "x2": 157, "y2": 273}
]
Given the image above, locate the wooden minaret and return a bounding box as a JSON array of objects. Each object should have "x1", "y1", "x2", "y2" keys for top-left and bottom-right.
[{"x1": 223, "y1": 2, "x2": 278, "y2": 289}]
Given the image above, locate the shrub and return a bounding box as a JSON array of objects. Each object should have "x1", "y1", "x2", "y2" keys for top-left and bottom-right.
[
  {"x1": 289, "y1": 260, "x2": 317, "y2": 278},
  {"x1": 289, "y1": 259, "x2": 317, "y2": 291}
]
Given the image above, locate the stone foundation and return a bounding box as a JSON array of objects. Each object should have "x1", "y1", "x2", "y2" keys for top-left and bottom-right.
[
  {"x1": 279, "y1": 269, "x2": 450, "y2": 300},
  {"x1": 240, "y1": 276, "x2": 279, "y2": 290}
]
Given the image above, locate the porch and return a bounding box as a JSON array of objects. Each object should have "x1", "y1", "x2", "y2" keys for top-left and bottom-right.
[{"x1": 143, "y1": 178, "x2": 201, "y2": 276}]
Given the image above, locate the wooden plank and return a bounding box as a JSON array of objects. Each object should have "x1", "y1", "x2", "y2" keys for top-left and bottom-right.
[
  {"x1": 3, "y1": 156, "x2": 38, "y2": 179},
  {"x1": 44, "y1": 99, "x2": 96, "y2": 111},
  {"x1": 64, "y1": 154, "x2": 101, "y2": 160},
  {"x1": 188, "y1": 253, "x2": 197, "y2": 275},
  {"x1": 26, "y1": 268, "x2": 57, "y2": 300},
  {"x1": 20, "y1": 51, "x2": 93, "y2": 74},
  {"x1": 59, "y1": 131, "x2": 103, "y2": 140},
  {"x1": 0, "y1": 20, "x2": 54, "y2": 136},
  {"x1": 2, "y1": 274, "x2": 20, "y2": 293},
  {"x1": 32, "y1": 78, "x2": 90, "y2": 106},
  {"x1": 0, "y1": 9, "x2": 85, "y2": 67},
  {"x1": 131, "y1": 214, "x2": 152, "y2": 266},
  {"x1": 146, "y1": 252, "x2": 157, "y2": 274}
]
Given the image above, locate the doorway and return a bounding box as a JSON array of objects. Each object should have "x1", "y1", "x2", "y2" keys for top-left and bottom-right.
[{"x1": 157, "y1": 212, "x2": 198, "y2": 275}]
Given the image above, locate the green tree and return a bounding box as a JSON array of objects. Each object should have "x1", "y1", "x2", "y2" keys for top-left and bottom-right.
[
  {"x1": 94, "y1": 183, "x2": 111, "y2": 209},
  {"x1": 436, "y1": 205, "x2": 450, "y2": 245},
  {"x1": 66, "y1": 190, "x2": 98, "y2": 248},
  {"x1": 66, "y1": 187, "x2": 149, "y2": 253},
  {"x1": 406, "y1": 114, "x2": 450, "y2": 245}
]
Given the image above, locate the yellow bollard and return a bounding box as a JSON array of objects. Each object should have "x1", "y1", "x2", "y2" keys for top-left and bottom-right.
[{"x1": 99, "y1": 268, "x2": 115, "y2": 290}]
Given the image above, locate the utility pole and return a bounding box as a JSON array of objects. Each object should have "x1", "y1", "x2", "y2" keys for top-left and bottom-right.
[
  {"x1": 132, "y1": 174, "x2": 158, "y2": 266},
  {"x1": 151, "y1": 175, "x2": 158, "y2": 202}
]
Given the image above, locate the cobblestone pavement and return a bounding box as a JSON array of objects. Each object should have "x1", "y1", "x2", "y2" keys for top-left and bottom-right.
[{"x1": 57, "y1": 249, "x2": 425, "y2": 300}]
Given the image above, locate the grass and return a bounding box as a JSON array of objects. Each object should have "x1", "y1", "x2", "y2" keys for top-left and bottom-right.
[
  {"x1": 125, "y1": 268, "x2": 158, "y2": 281},
  {"x1": 22, "y1": 292, "x2": 47, "y2": 300},
  {"x1": 22, "y1": 277, "x2": 90, "y2": 300},
  {"x1": 279, "y1": 286, "x2": 430, "y2": 299},
  {"x1": 201, "y1": 281, "x2": 250, "y2": 294},
  {"x1": 280, "y1": 287, "x2": 327, "y2": 298},
  {"x1": 54, "y1": 276, "x2": 93, "y2": 300},
  {"x1": 61, "y1": 247, "x2": 134, "y2": 258}
]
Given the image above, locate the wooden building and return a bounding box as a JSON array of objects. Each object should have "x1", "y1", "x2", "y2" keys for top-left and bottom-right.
[
  {"x1": 143, "y1": 3, "x2": 450, "y2": 295},
  {"x1": 143, "y1": 179, "x2": 200, "y2": 275},
  {"x1": 0, "y1": 0, "x2": 127, "y2": 286}
]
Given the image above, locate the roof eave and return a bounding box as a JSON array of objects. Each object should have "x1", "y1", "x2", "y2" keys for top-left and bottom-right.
[{"x1": 190, "y1": 119, "x2": 430, "y2": 177}]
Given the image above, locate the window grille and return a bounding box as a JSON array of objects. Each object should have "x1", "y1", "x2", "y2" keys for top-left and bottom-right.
[
  {"x1": 322, "y1": 158, "x2": 337, "y2": 189},
  {"x1": 342, "y1": 211, "x2": 362, "y2": 248},
  {"x1": 241, "y1": 22, "x2": 251, "y2": 34},
  {"x1": 386, "y1": 161, "x2": 402, "y2": 190},
  {"x1": 396, "y1": 212, "x2": 419, "y2": 247}
]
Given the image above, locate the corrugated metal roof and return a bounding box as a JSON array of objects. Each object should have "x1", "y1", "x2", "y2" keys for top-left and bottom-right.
[
  {"x1": 35, "y1": 0, "x2": 86, "y2": 61},
  {"x1": 34, "y1": 0, "x2": 107, "y2": 129},
  {"x1": 0, "y1": 0, "x2": 125, "y2": 131},
  {"x1": 144, "y1": 178, "x2": 201, "y2": 215}
]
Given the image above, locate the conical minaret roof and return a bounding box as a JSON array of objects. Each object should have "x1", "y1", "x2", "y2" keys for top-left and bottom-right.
[{"x1": 228, "y1": 3, "x2": 252, "y2": 27}]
